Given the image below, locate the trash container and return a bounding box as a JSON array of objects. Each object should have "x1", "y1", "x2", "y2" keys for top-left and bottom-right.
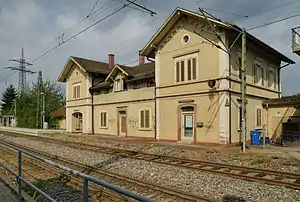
[{"x1": 250, "y1": 130, "x2": 261, "y2": 145}]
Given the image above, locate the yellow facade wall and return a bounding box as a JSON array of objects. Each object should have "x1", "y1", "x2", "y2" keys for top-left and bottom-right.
[{"x1": 94, "y1": 100, "x2": 155, "y2": 138}]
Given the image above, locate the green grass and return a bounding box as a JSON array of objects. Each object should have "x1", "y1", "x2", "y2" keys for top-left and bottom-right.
[
  {"x1": 22, "y1": 177, "x2": 61, "y2": 197},
  {"x1": 250, "y1": 158, "x2": 266, "y2": 165}
]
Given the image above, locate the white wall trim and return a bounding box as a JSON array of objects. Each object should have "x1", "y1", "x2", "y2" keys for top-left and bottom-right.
[
  {"x1": 218, "y1": 32, "x2": 230, "y2": 144},
  {"x1": 86, "y1": 106, "x2": 92, "y2": 133}
]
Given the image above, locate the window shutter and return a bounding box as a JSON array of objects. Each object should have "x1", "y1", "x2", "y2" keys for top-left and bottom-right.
[
  {"x1": 145, "y1": 110, "x2": 150, "y2": 128},
  {"x1": 180, "y1": 61, "x2": 185, "y2": 82},
  {"x1": 192, "y1": 58, "x2": 196, "y2": 80},
  {"x1": 73, "y1": 87, "x2": 76, "y2": 98},
  {"x1": 77, "y1": 86, "x2": 80, "y2": 98},
  {"x1": 238, "y1": 57, "x2": 242, "y2": 79},
  {"x1": 176, "y1": 62, "x2": 180, "y2": 82},
  {"x1": 140, "y1": 110, "x2": 145, "y2": 128},
  {"x1": 253, "y1": 64, "x2": 257, "y2": 83},
  {"x1": 187, "y1": 59, "x2": 192, "y2": 80},
  {"x1": 100, "y1": 112, "x2": 103, "y2": 127}
]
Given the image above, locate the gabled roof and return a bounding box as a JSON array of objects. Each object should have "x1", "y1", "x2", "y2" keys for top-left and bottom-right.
[
  {"x1": 58, "y1": 56, "x2": 110, "y2": 82},
  {"x1": 140, "y1": 7, "x2": 294, "y2": 64},
  {"x1": 50, "y1": 106, "x2": 66, "y2": 117},
  {"x1": 90, "y1": 62, "x2": 155, "y2": 92},
  {"x1": 263, "y1": 96, "x2": 298, "y2": 107}
]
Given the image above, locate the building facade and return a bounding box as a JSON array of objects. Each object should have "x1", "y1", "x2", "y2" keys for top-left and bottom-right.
[{"x1": 58, "y1": 7, "x2": 294, "y2": 144}]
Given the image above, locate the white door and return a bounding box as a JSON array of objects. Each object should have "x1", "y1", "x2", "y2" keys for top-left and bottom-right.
[
  {"x1": 182, "y1": 113, "x2": 194, "y2": 139},
  {"x1": 118, "y1": 111, "x2": 127, "y2": 136}
]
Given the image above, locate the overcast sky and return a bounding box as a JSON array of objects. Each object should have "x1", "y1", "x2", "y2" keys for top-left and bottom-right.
[{"x1": 0, "y1": 0, "x2": 299, "y2": 96}]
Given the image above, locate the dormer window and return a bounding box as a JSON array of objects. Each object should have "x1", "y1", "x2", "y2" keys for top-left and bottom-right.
[{"x1": 115, "y1": 79, "x2": 122, "y2": 92}]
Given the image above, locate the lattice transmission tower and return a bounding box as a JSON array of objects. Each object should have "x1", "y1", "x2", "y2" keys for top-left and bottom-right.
[{"x1": 5, "y1": 48, "x2": 36, "y2": 91}]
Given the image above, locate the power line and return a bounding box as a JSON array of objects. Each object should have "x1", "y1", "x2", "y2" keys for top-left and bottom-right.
[
  {"x1": 244, "y1": 0, "x2": 300, "y2": 19},
  {"x1": 32, "y1": 4, "x2": 130, "y2": 63},
  {"x1": 247, "y1": 12, "x2": 300, "y2": 31},
  {"x1": 87, "y1": 0, "x2": 101, "y2": 18}
]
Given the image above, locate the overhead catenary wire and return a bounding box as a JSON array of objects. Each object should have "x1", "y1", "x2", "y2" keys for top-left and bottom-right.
[
  {"x1": 32, "y1": 3, "x2": 131, "y2": 63},
  {"x1": 247, "y1": 12, "x2": 300, "y2": 31}
]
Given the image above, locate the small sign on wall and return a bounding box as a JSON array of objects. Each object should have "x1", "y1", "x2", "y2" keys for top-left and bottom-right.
[{"x1": 196, "y1": 122, "x2": 203, "y2": 128}]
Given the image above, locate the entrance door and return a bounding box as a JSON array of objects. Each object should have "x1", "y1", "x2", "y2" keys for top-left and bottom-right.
[
  {"x1": 181, "y1": 106, "x2": 194, "y2": 141},
  {"x1": 118, "y1": 111, "x2": 127, "y2": 136},
  {"x1": 72, "y1": 112, "x2": 83, "y2": 133}
]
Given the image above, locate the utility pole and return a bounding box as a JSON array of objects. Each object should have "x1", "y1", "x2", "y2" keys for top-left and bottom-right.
[
  {"x1": 241, "y1": 28, "x2": 247, "y2": 152},
  {"x1": 14, "y1": 99, "x2": 17, "y2": 127},
  {"x1": 4, "y1": 48, "x2": 36, "y2": 92},
  {"x1": 41, "y1": 92, "x2": 45, "y2": 129},
  {"x1": 36, "y1": 93, "x2": 40, "y2": 128}
]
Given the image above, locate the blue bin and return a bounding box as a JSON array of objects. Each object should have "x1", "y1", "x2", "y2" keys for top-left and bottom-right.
[{"x1": 250, "y1": 130, "x2": 261, "y2": 145}]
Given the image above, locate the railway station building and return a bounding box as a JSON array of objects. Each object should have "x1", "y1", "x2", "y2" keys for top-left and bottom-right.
[{"x1": 58, "y1": 7, "x2": 294, "y2": 144}]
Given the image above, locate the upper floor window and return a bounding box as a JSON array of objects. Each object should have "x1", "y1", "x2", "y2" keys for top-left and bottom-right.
[
  {"x1": 100, "y1": 111, "x2": 107, "y2": 128},
  {"x1": 255, "y1": 107, "x2": 262, "y2": 129},
  {"x1": 253, "y1": 62, "x2": 264, "y2": 86},
  {"x1": 73, "y1": 83, "x2": 81, "y2": 99},
  {"x1": 175, "y1": 53, "x2": 197, "y2": 83},
  {"x1": 268, "y1": 68, "x2": 276, "y2": 89},
  {"x1": 114, "y1": 78, "x2": 127, "y2": 92},
  {"x1": 115, "y1": 79, "x2": 122, "y2": 92},
  {"x1": 140, "y1": 109, "x2": 150, "y2": 130}
]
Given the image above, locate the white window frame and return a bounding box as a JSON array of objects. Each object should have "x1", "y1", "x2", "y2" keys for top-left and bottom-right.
[
  {"x1": 174, "y1": 53, "x2": 198, "y2": 84},
  {"x1": 253, "y1": 60, "x2": 264, "y2": 86},
  {"x1": 255, "y1": 106, "x2": 262, "y2": 129},
  {"x1": 267, "y1": 67, "x2": 276, "y2": 90},
  {"x1": 114, "y1": 78, "x2": 123, "y2": 92},
  {"x1": 100, "y1": 111, "x2": 108, "y2": 128},
  {"x1": 139, "y1": 108, "x2": 151, "y2": 130},
  {"x1": 73, "y1": 82, "x2": 81, "y2": 99}
]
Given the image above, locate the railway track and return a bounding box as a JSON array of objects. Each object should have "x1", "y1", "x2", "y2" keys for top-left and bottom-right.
[
  {"x1": 0, "y1": 146, "x2": 127, "y2": 202},
  {"x1": 2, "y1": 130, "x2": 300, "y2": 190},
  {"x1": 0, "y1": 139, "x2": 211, "y2": 202}
]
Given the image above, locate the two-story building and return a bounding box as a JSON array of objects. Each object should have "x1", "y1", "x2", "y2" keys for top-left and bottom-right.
[{"x1": 58, "y1": 7, "x2": 294, "y2": 144}]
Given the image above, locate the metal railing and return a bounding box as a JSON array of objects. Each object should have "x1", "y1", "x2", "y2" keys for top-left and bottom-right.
[{"x1": 0, "y1": 140, "x2": 153, "y2": 202}]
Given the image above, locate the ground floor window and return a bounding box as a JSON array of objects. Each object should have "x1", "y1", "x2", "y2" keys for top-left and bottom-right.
[
  {"x1": 100, "y1": 111, "x2": 107, "y2": 128},
  {"x1": 255, "y1": 107, "x2": 262, "y2": 129},
  {"x1": 140, "y1": 109, "x2": 150, "y2": 129}
]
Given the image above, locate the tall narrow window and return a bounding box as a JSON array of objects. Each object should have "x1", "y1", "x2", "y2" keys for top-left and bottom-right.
[
  {"x1": 174, "y1": 53, "x2": 198, "y2": 83},
  {"x1": 268, "y1": 70, "x2": 276, "y2": 89},
  {"x1": 192, "y1": 58, "x2": 197, "y2": 80},
  {"x1": 254, "y1": 63, "x2": 263, "y2": 86},
  {"x1": 115, "y1": 79, "x2": 122, "y2": 92},
  {"x1": 180, "y1": 61, "x2": 185, "y2": 82},
  {"x1": 73, "y1": 83, "x2": 81, "y2": 99},
  {"x1": 140, "y1": 109, "x2": 150, "y2": 129},
  {"x1": 100, "y1": 111, "x2": 107, "y2": 128},
  {"x1": 255, "y1": 107, "x2": 262, "y2": 129},
  {"x1": 187, "y1": 59, "x2": 192, "y2": 80},
  {"x1": 176, "y1": 62, "x2": 180, "y2": 82}
]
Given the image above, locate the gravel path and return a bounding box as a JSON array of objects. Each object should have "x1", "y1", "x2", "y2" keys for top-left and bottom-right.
[{"x1": 2, "y1": 135, "x2": 300, "y2": 201}]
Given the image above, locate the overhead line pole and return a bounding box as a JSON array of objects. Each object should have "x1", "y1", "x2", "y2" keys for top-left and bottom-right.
[{"x1": 241, "y1": 28, "x2": 247, "y2": 153}]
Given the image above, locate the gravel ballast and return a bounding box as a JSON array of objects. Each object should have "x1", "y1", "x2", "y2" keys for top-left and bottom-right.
[{"x1": 1, "y1": 135, "x2": 300, "y2": 201}]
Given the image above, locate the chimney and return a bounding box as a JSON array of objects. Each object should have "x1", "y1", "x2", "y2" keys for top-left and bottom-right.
[
  {"x1": 108, "y1": 54, "x2": 115, "y2": 69},
  {"x1": 139, "y1": 54, "x2": 145, "y2": 66}
]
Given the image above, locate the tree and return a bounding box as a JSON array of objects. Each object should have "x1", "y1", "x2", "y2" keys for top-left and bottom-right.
[
  {"x1": 1, "y1": 84, "x2": 17, "y2": 115},
  {"x1": 16, "y1": 72, "x2": 65, "y2": 128}
]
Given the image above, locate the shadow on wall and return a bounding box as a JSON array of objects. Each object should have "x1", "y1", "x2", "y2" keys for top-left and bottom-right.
[{"x1": 222, "y1": 195, "x2": 246, "y2": 202}]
